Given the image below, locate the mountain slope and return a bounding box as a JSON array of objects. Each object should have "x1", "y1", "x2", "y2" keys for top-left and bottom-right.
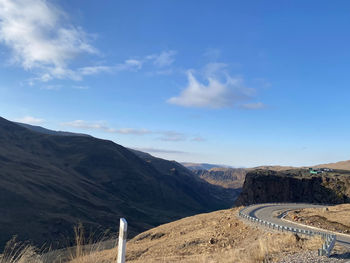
[{"x1": 0, "y1": 117, "x2": 235, "y2": 250}]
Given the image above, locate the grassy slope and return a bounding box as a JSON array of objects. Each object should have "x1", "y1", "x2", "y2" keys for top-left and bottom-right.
[{"x1": 0, "y1": 117, "x2": 235, "y2": 251}]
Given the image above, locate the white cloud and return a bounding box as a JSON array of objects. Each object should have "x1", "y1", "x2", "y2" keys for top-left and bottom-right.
[
  {"x1": 0, "y1": 0, "x2": 97, "y2": 81},
  {"x1": 147, "y1": 50, "x2": 176, "y2": 67},
  {"x1": 16, "y1": 116, "x2": 45, "y2": 125},
  {"x1": 240, "y1": 102, "x2": 267, "y2": 110},
  {"x1": 168, "y1": 63, "x2": 262, "y2": 109},
  {"x1": 168, "y1": 71, "x2": 251, "y2": 108}
]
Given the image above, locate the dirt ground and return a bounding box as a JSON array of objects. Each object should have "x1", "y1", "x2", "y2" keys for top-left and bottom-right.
[
  {"x1": 286, "y1": 204, "x2": 350, "y2": 235},
  {"x1": 69, "y1": 207, "x2": 323, "y2": 263}
]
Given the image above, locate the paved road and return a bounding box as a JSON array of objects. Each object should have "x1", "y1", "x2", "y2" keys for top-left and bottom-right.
[{"x1": 242, "y1": 203, "x2": 350, "y2": 249}]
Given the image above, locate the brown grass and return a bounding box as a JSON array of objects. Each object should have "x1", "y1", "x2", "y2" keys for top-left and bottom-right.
[
  {"x1": 0, "y1": 207, "x2": 324, "y2": 263},
  {"x1": 67, "y1": 207, "x2": 322, "y2": 263},
  {"x1": 0, "y1": 237, "x2": 42, "y2": 263},
  {"x1": 66, "y1": 224, "x2": 114, "y2": 263}
]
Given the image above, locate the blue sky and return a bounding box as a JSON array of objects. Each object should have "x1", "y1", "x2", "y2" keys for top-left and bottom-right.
[{"x1": 0, "y1": 0, "x2": 349, "y2": 167}]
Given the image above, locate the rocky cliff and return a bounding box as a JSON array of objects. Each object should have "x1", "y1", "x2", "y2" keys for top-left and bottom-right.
[{"x1": 236, "y1": 169, "x2": 350, "y2": 205}]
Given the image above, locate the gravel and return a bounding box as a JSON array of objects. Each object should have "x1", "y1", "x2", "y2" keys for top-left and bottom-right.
[{"x1": 278, "y1": 251, "x2": 350, "y2": 263}]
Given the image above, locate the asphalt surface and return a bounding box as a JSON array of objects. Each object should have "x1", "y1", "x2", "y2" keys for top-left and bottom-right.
[{"x1": 242, "y1": 203, "x2": 350, "y2": 249}]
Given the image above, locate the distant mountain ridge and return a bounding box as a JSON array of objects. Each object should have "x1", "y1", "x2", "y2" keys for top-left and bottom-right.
[
  {"x1": 15, "y1": 122, "x2": 91, "y2": 137},
  {"x1": 181, "y1": 162, "x2": 233, "y2": 171},
  {"x1": 0, "y1": 117, "x2": 237, "y2": 251}
]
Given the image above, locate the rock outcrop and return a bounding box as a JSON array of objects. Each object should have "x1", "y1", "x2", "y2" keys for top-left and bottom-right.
[{"x1": 236, "y1": 169, "x2": 350, "y2": 205}]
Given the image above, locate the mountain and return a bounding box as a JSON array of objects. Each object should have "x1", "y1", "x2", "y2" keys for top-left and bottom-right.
[
  {"x1": 253, "y1": 165, "x2": 296, "y2": 171},
  {"x1": 236, "y1": 169, "x2": 350, "y2": 206},
  {"x1": 181, "y1": 162, "x2": 232, "y2": 171},
  {"x1": 0, "y1": 117, "x2": 237, "y2": 251}
]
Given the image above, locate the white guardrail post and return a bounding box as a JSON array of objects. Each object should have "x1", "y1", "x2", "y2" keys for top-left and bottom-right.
[
  {"x1": 117, "y1": 218, "x2": 128, "y2": 263},
  {"x1": 238, "y1": 205, "x2": 337, "y2": 258}
]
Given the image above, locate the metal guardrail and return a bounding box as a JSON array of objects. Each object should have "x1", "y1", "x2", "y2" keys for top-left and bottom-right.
[{"x1": 238, "y1": 205, "x2": 336, "y2": 257}]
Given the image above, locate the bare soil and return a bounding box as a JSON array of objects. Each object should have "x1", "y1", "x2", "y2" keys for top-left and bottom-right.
[{"x1": 286, "y1": 204, "x2": 350, "y2": 235}]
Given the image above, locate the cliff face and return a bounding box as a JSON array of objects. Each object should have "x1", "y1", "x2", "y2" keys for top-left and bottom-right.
[{"x1": 236, "y1": 170, "x2": 350, "y2": 206}]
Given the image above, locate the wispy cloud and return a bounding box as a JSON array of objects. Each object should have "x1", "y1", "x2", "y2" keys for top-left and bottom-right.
[
  {"x1": 158, "y1": 131, "x2": 186, "y2": 142},
  {"x1": 203, "y1": 48, "x2": 221, "y2": 60},
  {"x1": 167, "y1": 63, "x2": 263, "y2": 109},
  {"x1": 41, "y1": 84, "x2": 62, "y2": 90},
  {"x1": 116, "y1": 128, "x2": 151, "y2": 135},
  {"x1": 61, "y1": 120, "x2": 204, "y2": 142},
  {"x1": 72, "y1": 85, "x2": 89, "y2": 90},
  {"x1": 61, "y1": 120, "x2": 152, "y2": 135},
  {"x1": 240, "y1": 102, "x2": 267, "y2": 110},
  {"x1": 0, "y1": 0, "x2": 97, "y2": 81},
  {"x1": 147, "y1": 50, "x2": 176, "y2": 67},
  {"x1": 133, "y1": 147, "x2": 188, "y2": 154},
  {"x1": 78, "y1": 66, "x2": 113, "y2": 76},
  {"x1": 192, "y1": 136, "x2": 206, "y2": 142},
  {"x1": 15, "y1": 116, "x2": 45, "y2": 125}
]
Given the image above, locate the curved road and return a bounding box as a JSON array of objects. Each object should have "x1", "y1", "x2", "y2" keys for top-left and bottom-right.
[{"x1": 242, "y1": 203, "x2": 350, "y2": 249}]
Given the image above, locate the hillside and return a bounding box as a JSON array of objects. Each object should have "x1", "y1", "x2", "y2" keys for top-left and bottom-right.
[
  {"x1": 0, "y1": 117, "x2": 237, "y2": 251},
  {"x1": 236, "y1": 169, "x2": 350, "y2": 206},
  {"x1": 68, "y1": 207, "x2": 323, "y2": 263}
]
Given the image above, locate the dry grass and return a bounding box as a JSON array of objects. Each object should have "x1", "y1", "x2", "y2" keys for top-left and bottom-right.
[
  {"x1": 68, "y1": 207, "x2": 322, "y2": 263},
  {"x1": 0, "y1": 207, "x2": 324, "y2": 263},
  {"x1": 66, "y1": 224, "x2": 114, "y2": 263},
  {"x1": 0, "y1": 237, "x2": 42, "y2": 263}
]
